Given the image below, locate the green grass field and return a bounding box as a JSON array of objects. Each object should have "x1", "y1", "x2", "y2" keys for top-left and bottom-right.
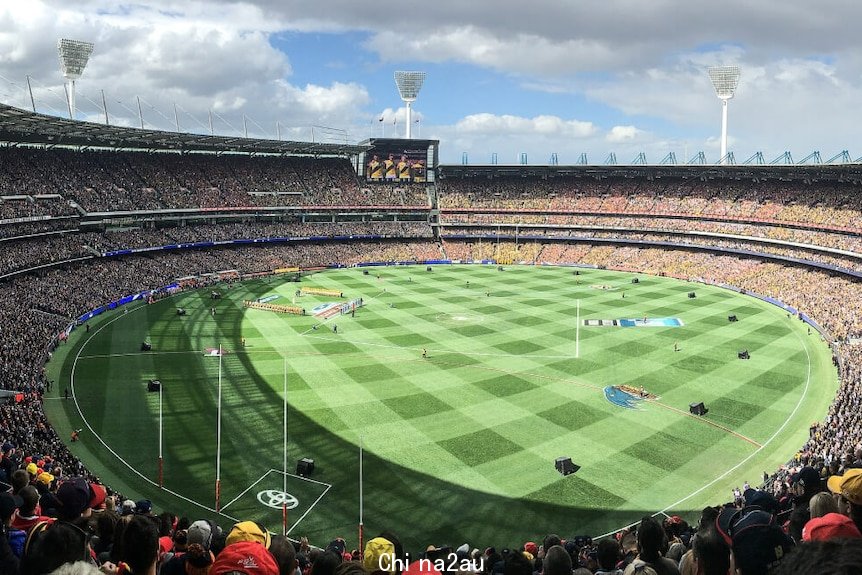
[{"x1": 47, "y1": 264, "x2": 837, "y2": 549}]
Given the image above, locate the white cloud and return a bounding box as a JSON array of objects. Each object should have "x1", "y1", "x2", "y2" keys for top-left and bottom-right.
[
  {"x1": 606, "y1": 125, "x2": 642, "y2": 143},
  {"x1": 455, "y1": 113, "x2": 596, "y2": 138}
]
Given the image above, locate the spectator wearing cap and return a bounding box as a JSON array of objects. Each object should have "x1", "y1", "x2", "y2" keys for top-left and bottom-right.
[
  {"x1": 326, "y1": 538, "x2": 350, "y2": 563},
  {"x1": 135, "y1": 500, "x2": 153, "y2": 516},
  {"x1": 54, "y1": 478, "x2": 95, "y2": 522},
  {"x1": 827, "y1": 468, "x2": 862, "y2": 534},
  {"x1": 801, "y1": 512, "x2": 862, "y2": 542},
  {"x1": 211, "y1": 540, "x2": 279, "y2": 575},
  {"x1": 227, "y1": 521, "x2": 271, "y2": 549},
  {"x1": 121, "y1": 500, "x2": 136, "y2": 516},
  {"x1": 11, "y1": 485, "x2": 52, "y2": 531},
  {"x1": 790, "y1": 467, "x2": 822, "y2": 507},
  {"x1": 716, "y1": 507, "x2": 793, "y2": 575},
  {"x1": 162, "y1": 519, "x2": 214, "y2": 575},
  {"x1": 623, "y1": 517, "x2": 680, "y2": 575},
  {"x1": 363, "y1": 537, "x2": 395, "y2": 574}
]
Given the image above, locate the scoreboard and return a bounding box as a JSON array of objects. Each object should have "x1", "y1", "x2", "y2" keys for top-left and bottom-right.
[{"x1": 355, "y1": 138, "x2": 439, "y2": 183}]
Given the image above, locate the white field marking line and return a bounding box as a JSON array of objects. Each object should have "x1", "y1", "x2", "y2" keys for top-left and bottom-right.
[
  {"x1": 220, "y1": 469, "x2": 272, "y2": 511},
  {"x1": 595, "y1": 319, "x2": 814, "y2": 540},
  {"x1": 287, "y1": 483, "x2": 333, "y2": 535},
  {"x1": 70, "y1": 302, "x2": 240, "y2": 522},
  {"x1": 269, "y1": 468, "x2": 333, "y2": 489}
]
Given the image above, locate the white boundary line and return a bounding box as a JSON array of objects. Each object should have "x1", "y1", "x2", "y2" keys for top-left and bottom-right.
[
  {"x1": 288, "y1": 482, "x2": 333, "y2": 535},
  {"x1": 70, "y1": 302, "x2": 240, "y2": 523}
]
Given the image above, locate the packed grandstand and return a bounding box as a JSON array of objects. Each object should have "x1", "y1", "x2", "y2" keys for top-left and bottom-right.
[{"x1": 1, "y1": 104, "x2": 862, "y2": 575}]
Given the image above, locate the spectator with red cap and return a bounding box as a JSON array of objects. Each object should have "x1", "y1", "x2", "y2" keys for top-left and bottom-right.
[
  {"x1": 211, "y1": 540, "x2": 279, "y2": 575},
  {"x1": 802, "y1": 512, "x2": 862, "y2": 542}
]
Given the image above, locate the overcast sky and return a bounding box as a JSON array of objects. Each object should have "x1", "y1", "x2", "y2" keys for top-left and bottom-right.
[{"x1": 1, "y1": 1, "x2": 859, "y2": 164}]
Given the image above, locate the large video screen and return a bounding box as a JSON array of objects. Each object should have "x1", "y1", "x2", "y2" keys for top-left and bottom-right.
[{"x1": 364, "y1": 144, "x2": 428, "y2": 183}]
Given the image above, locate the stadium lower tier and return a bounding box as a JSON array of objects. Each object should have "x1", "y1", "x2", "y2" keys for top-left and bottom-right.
[{"x1": 6, "y1": 239, "x2": 849, "y2": 549}]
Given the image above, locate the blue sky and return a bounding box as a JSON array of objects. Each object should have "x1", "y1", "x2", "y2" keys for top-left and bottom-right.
[{"x1": 2, "y1": 1, "x2": 862, "y2": 164}]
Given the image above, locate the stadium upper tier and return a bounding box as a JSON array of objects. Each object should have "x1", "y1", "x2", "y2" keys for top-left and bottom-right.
[{"x1": 1, "y1": 147, "x2": 861, "y2": 231}]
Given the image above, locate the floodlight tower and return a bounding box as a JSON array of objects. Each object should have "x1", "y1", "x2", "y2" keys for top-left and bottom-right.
[
  {"x1": 58, "y1": 38, "x2": 95, "y2": 120},
  {"x1": 707, "y1": 65, "x2": 740, "y2": 164},
  {"x1": 394, "y1": 71, "x2": 425, "y2": 139}
]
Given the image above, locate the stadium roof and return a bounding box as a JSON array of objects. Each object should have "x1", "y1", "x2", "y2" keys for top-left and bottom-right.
[
  {"x1": 0, "y1": 103, "x2": 369, "y2": 156},
  {"x1": 438, "y1": 163, "x2": 862, "y2": 183}
]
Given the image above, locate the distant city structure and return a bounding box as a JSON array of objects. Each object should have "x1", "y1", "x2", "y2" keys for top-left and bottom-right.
[
  {"x1": 394, "y1": 71, "x2": 426, "y2": 139},
  {"x1": 57, "y1": 38, "x2": 94, "y2": 120},
  {"x1": 707, "y1": 65, "x2": 741, "y2": 165}
]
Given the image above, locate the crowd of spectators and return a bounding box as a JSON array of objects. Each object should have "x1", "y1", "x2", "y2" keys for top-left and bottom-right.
[
  {"x1": 443, "y1": 227, "x2": 862, "y2": 275},
  {"x1": 440, "y1": 213, "x2": 862, "y2": 255},
  {"x1": 438, "y1": 176, "x2": 862, "y2": 231},
  {"x1": 0, "y1": 149, "x2": 429, "y2": 213},
  {"x1": 88, "y1": 222, "x2": 434, "y2": 253}
]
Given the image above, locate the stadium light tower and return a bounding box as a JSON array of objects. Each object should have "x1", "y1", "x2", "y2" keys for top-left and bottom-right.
[
  {"x1": 394, "y1": 71, "x2": 425, "y2": 139},
  {"x1": 58, "y1": 38, "x2": 95, "y2": 120},
  {"x1": 707, "y1": 65, "x2": 740, "y2": 164}
]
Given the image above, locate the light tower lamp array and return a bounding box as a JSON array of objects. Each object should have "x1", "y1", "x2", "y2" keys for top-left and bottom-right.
[
  {"x1": 394, "y1": 71, "x2": 426, "y2": 139},
  {"x1": 58, "y1": 38, "x2": 95, "y2": 120},
  {"x1": 707, "y1": 65, "x2": 741, "y2": 165}
]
